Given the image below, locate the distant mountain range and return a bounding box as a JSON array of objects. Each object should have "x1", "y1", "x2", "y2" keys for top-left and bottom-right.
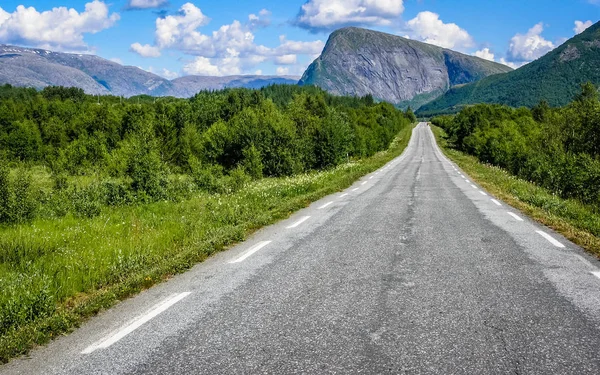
[
  {"x1": 418, "y1": 21, "x2": 600, "y2": 115},
  {"x1": 5, "y1": 20, "x2": 599, "y2": 113},
  {"x1": 299, "y1": 27, "x2": 512, "y2": 109},
  {"x1": 0, "y1": 45, "x2": 299, "y2": 97}
]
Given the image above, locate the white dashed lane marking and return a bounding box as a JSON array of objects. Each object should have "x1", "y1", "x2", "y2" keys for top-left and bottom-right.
[
  {"x1": 507, "y1": 212, "x2": 524, "y2": 222},
  {"x1": 81, "y1": 292, "x2": 192, "y2": 354},
  {"x1": 229, "y1": 241, "x2": 272, "y2": 264},
  {"x1": 536, "y1": 230, "x2": 565, "y2": 248},
  {"x1": 318, "y1": 202, "x2": 333, "y2": 210},
  {"x1": 286, "y1": 216, "x2": 310, "y2": 229}
]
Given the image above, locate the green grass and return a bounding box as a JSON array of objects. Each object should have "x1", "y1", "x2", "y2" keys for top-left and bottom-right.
[
  {"x1": 432, "y1": 125, "x2": 600, "y2": 258},
  {"x1": 0, "y1": 124, "x2": 414, "y2": 363}
]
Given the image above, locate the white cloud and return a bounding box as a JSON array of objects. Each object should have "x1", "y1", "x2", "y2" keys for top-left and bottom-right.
[
  {"x1": 254, "y1": 69, "x2": 263, "y2": 75},
  {"x1": 296, "y1": 0, "x2": 404, "y2": 31},
  {"x1": 276, "y1": 67, "x2": 289, "y2": 75},
  {"x1": 507, "y1": 23, "x2": 555, "y2": 62},
  {"x1": 109, "y1": 57, "x2": 123, "y2": 64},
  {"x1": 406, "y1": 11, "x2": 474, "y2": 50},
  {"x1": 499, "y1": 58, "x2": 526, "y2": 70},
  {"x1": 574, "y1": 20, "x2": 593, "y2": 34},
  {"x1": 274, "y1": 54, "x2": 297, "y2": 65},
  {"x1": 130, "y1": 42, "x2": 161, "y2": 57},
  {"x1": 474, "y1": 48, "x2": 494, "y2": 61},
  {"x1": 0, "y1": 1, "x2": 119, "y2": 51},
  {"x1": 133, "y1": 3, "x2": 324, "y2": 75},
  {"x1": 184, "y1": 56, "x2": 239, "y2": 76},
  {"x1": 161, "y1": 68, "x2": 179, "y2": 79},
  {"x1": 248, "y1": 9, "x2": 271, "y2": 29},
  {"x1": 125, "y1": 0, "x2": 169, "y2": 10},
  {"x1": 155, "y1": 2, "x2": 211, "y2": 50},
  {"x1": 275, "y1": 35, "x2": 325, "y2": 55}
]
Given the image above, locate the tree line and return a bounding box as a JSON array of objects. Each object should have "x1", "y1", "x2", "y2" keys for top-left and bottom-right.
[
  {"x1": 432, "y1": 83, "x2": 600, "y2": 207},
  {"x1": 0, "y1": 84, "x2": 415, "y2": 224}
]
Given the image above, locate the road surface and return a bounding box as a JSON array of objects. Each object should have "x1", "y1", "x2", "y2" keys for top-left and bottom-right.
[{"x1": 4, "y1": 123, "x2": 600, "y2": 374}]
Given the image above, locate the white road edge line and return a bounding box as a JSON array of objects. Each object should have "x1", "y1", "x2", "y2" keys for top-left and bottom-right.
[
  {"x1": 81, "y1": 292, "x2": 192, "y2": 354},
  {"x1": 491, "y1": 199, "x2": 502, "y2": 206},
  {"x1": 479, "y1": 191, "x2": 487, "y2": 196},
  {"x1": 319, "y1": 202, "x2": 333, "y2": 209},
  {"x1": 591, "y1": 271, "x2": 600, "y2": 280},
  {"x1": 339, "y1": 193, "x2": 349, "y2": 198},
  {"x1": 361, "y1": 181, "x2": 368, "y2": 185},
  {"x1": 507, "y1": 212, "x2": 524, "y2": 222},
  {"x1": 229, "y1": 241, "x2": 272, "y2": 264},
  {"x1": 470, "y1": 184, "x2": 477, "y2": 189},
  {"x1": 369, "y1": 176, "x2": 374, "y2": 180},
  {"x1": 536, "y1": 230, "x2": 565, "y2": 248},
  {"x1": 352, "y1": 188, "x2": 359, "y2": 192},
  {"x1": 286, "y1": 216, "x2": 310, "y2": 229}
]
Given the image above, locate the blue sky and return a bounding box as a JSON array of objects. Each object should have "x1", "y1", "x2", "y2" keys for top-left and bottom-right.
[{"x1": 0, "y1": 0, "x2": 598, "y2": 79}]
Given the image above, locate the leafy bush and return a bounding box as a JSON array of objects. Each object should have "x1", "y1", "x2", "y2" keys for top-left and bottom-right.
[{"x1": 433, "y1": 83, "x2": 600, "y2": 207}]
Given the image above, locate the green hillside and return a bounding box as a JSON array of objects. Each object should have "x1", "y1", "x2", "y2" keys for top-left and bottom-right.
[{"x1": 418, "y1": 21, "x2": 600, "y2": 116}]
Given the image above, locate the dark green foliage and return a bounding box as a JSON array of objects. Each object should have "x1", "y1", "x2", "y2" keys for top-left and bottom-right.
[
  {"x1": 126, "y1": 127, "x2": 168, "y2": 201},
  {"x1": 242, "y1": 145, "x2": 263, "y2": 179},
  {"x1": 0, "y1": 164, "x2": 9, "y2": 223},
  {"x1": 434, "y1": 84, "x2": 600, "y2": 206},
  {"x1": 0, "y1": 166, "x2": 36, "y2": 224},
  {"x1": 419, "y1": 21, "x2": 600, "y2": 116},
  {"x1": 0, "y1": 84, "x2": 413, "y2": 224}
]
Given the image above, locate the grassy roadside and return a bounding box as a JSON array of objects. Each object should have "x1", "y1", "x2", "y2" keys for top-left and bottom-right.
[
  {"x1": 0, "y1": 124, "x2": 415, "y2": 364},
  {"x1": 431, "y1": 125, "x2": 600, "y2": 258}
]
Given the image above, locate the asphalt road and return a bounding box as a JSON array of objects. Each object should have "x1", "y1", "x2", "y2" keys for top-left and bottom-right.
[{"x1": 4, "y1": 123, "x2": 600, "y2": 374}]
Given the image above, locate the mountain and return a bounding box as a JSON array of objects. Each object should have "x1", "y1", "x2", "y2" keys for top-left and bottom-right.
[
  {"x1": 298, "y1": 27, "x2": 512, "y2": 109},
  {"x1": 418, "y1": 21, "x2": 600, "y2": 116},
  {"x1": 168, "y1": 75, "x2": 301, "y2": 97},
  {"x1": 0, "y1": 45, "x2": 299, "y2": 97}
]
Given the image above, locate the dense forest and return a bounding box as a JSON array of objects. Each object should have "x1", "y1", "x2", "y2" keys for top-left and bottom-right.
[
  {"x1": 432, "y1": 83, "x2": 600, "y2": 207},
  {"x1": 0, "y1": 84, "x2": 415, "y2": 225}
]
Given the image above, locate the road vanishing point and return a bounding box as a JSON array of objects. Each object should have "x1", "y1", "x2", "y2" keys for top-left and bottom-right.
[{"x1": 4, "y1": 123, "x2": 600, "y2": 374}]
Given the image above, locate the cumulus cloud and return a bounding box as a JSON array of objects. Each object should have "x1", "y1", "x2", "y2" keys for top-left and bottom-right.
[
  {"x1": 248, "y1": 9, "x2": 271, "y2": 29},
  {"x1": 161, "y1": 68, "x2": 179, "y2": 79},
  {"x1": 275, "y1": 35, "x2": 324, "y2": 55},
  {"x1": 406, "y1": 11, "x2": 474, "y2": 50},
  {"x1": 184, "y1": 55, "x2": 240, "y2": 76},
  {"x1": 274, "y1": 54, "x2": 297, "y2": 65},
  {"x1": 134, "y1": 3, "x2": 324, "y2": 75},
  {"x1": 296, "y1": 0, "x2": 404, "y2": 31},
  {"x1": 498, "y1": 58, "x2": 527, "y2": 69},
  {"x1": 155, "y1": 3, "x2": 211, "y2": 50},
  {"x1": 130, "y1": 42, "x2": 161, "y2": 57},
  {"x1": 125, "y1": 0, "x2": 169, "y2": 10},
  {"x1": 0, "y1": 1, "x2": 119, "y2": 51},
  {"x1": 506, "y1": 23, "x2": 555, "y2": 63},
  {"x1": 474, "y1": 48, "x2": 494, "y2": 61},
  {"x1": 276, "y1": 67, "x2": 290, "y2": 75},
  {"x1": 574, "y1": 20, "x2": 593, "y2": 34}
]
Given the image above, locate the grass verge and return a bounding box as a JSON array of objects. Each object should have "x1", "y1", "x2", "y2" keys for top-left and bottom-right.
[
  {"x1": 0, "y1": 124, "x2": 414, "y2": 364},
  {"x1": 431, "y1": 125, "x2": 600, "y2": 258}
]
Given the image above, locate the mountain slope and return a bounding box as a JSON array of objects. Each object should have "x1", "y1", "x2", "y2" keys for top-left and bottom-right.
[
  {"x1": 0, "y1": 45, "x2": 299, "y2": 97},
  {"x1": 167, "y1": 75, "x2": 300, "y2": 97},
  {"x1": 418, "y1": 21, "x2": 600, "y2": 115},
  {"x1": 298, "y1": 27, "x2": 512, "y2": 109}
]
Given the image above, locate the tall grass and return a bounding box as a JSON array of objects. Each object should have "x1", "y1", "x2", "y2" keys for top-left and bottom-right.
[{"x1": 0, "y1": 124, "x2": 414, "y2": 363}]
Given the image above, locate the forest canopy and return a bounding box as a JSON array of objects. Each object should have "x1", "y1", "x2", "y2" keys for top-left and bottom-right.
[
  {"x1": 432, "y1": 83, "x2": 600, "y2": 207},
  {"x1": 0, "y1": 84, "x2": 414, "y2": 224}
]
